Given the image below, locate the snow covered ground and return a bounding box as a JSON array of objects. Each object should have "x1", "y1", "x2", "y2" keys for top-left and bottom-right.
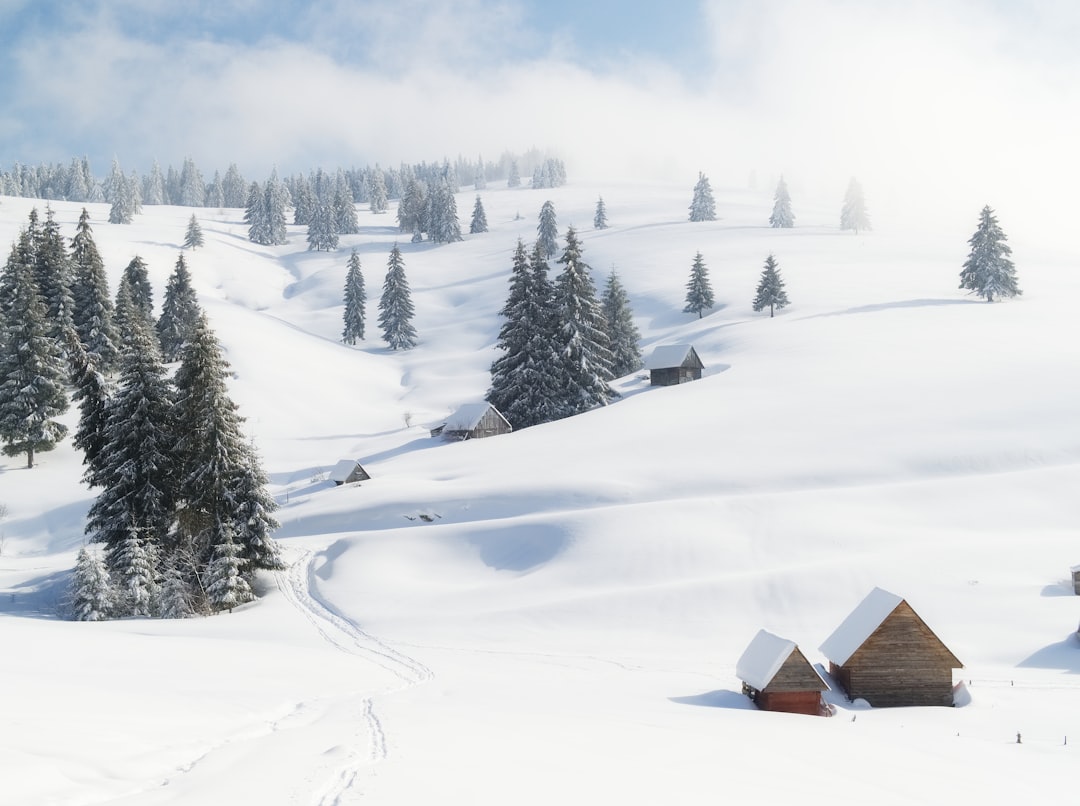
[{"x1": 1, "y1": 178, "x2": 1078, "y2": 805}]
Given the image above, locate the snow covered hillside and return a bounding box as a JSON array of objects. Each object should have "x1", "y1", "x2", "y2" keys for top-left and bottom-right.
[{"x1": 1, "y1": 179, "x2": 1078, "y2": 805}]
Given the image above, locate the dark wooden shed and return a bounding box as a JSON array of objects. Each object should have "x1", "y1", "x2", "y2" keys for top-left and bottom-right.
[
  {"x1": 329, "y1": 459, "x2": 370, "y2": 485},
  {"x1": 644, "y1": 344, "x2": 704, "y2": 386},
  {"x1": 437, "y1": 402, "x2": 512, "y2": 441},
  {"x1": 819, "y1": 587, "x2": 962, "y2": 708},
  {"x1": 1071, "y1": 564, "x2": 1080, "y2": 595},
  {"x1": 736, "y1": 629, "x2": 830, "y2": 716}
]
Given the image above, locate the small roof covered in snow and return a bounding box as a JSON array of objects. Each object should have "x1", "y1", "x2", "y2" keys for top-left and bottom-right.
[
  {"x1": 644, "y1": 344, "x2": 702, "y2": 371},
  {"x1": 736, "y1": 629, "x2": 797, "y2": 691},
  {"x1": 444, "y1": 402, "x2": 502, "y2": 432},
  {"x1": 819, "y1": 587, "x2": 904, "y2": 666},
  {"x1": 329, "y1": 459, "x2": 363, "y2": 483},
  {"x1": 1071, "y1": 563, "x2": 1080, "y2": 573}
]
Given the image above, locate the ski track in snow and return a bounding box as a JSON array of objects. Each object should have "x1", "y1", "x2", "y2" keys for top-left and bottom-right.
[{"x1": 275, "y1": 548, "x2": 432, "y2": 804}]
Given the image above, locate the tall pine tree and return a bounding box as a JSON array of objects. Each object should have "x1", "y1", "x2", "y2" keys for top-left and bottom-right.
[
  {"x1": 470, "y1": 195, "x2": 488, "y2": 234},
  {"x1": 537, "y1": 200, "x2": 558, "y2": 259},
  {"x1": 594, "y1": 196, "x2": 609, "y2": 229},
  {"x1": 378, "y1": 244, "x2": 417, "y2": 350},
  {"x1": 157, "y1": 253, "x2": 202, "y2": 362},
  {"x1": 840, "y1": 178, "x2": 871, "y2": 233},
  {"x1": 959, "y1": 206, "x2": 1021, "y2": 302},
  {"x1": 752, "y1": 254, "x2": 790, "y2": 317},
  {"x1": 601, "y1": 270, "x2": 642, "y2": 377},
  {"x1": 184, "y1": 214, "x2": 205, "y2": 249},
  {"x1": 769, "y1": 177, "x2": 795, "y2": 228},
  {"x1": 70, "y1": 208, "x2": 120, "y2": 372},
  {"x1": 683, "y1": 252, "x2": 715, "y2": 319},
  {"x1": 342, "y1": 250, "x2": 366, "y2": 344},
  {"x1": 689, "y1": 172, "x2": 717, "y2": 222}
]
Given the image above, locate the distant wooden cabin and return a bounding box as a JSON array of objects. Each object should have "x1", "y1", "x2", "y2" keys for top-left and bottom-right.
[
  {"x1": 819, "y1": 588, "x2": 962, "y2": 708},
  {"x1": 329, "y1": 459, "x2": 371, "y2": 485},
  {"x1": 644, "y1": 344, "x2": 704, "y2": 386},
  {"x1": 1071, "y1": 564, "x2": 1080, "y2": 595},
  {"x1": 736, "y1": 629, "x2": 830, "y2": 716},
  {"x1": 434, "y1": 402, "x2": 512, "y2": 441}
]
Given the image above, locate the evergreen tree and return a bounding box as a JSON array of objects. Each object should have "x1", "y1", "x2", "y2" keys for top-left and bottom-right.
[
  {"x1": 683, "y1": 251, "x2": 715, "y2": 319},
  {"x1": 334, "y1": 172, "x2": 360, "y2": 233},
  {"x1": 752, "y1": 254, "x2": 790, "y2": 317},
  {"x1": 64, "y1": 329, "x2": 112, "y2": 487},
  {"x1": 291, "y1": 174, "x2": 316, "y2": 226},
  {"x1": 222, "y1": 163, "x2": 247, "y2": 208},
  {"x1": 369, "y1": 167, "x2": 389, "y2": 214},
  {"x1": 378, "y1": 244, "x2": 417, "y2": 350},
  {"x1": 70, "y1": 209, "x2": 120, "y2": 371},
  {"x1": 158, "y1": 560, "x2": 197, "y2": 618},
  {"x1": 117, "y1": 255, "x2": 154, "y2": 333},
  {"x1": 85, "y1": 324, "x2": 175, "y2": 574},
  {"x1": 183, "y1": 214, "x2": 205, "y2": 249},
  {"x1": 229, "y1": 444, "x2": 282, "y2": 573},
  {"x1": 601, "y1": 270, "x2": 642, "y2": 377},
  {"x1": 537, "y1": 200, "x2": 558, "y2": 259},
  {"x1": 157, "y1": 253, "x2": 202, "y2": 362},
  {"x1": 487, "y1": 240, "x2": 558, "y2": 429},
  {"x1": 206, "y1": 171, "x2": 225, "y2": 209},
  {"x1": 33, "y1": 207, "x2": 76, "y2": 345},
  {"x1": 507, "y1": 160, "x2": 521, "y2": 188},
  {"x1": 244, "y1": 181, "x2": 269, "y2": 244},
  {"x1": 173, "y1": 313, "x2": 279, "y2": 575},
  {"x1": 144, "y1": 161, "x2": 166, "y2": 205},
  {"x1": 428, "y1": 180, "x2": 463, "y2": 244},
  {"x1": 470, "y1": 195, "x2": 488, "y2": 234},
  {"x1": 0, "y1": 258, "x2": 69, "y2": 467},
  {"x1": 306, "y1": 201, "x2": 339, "y2": 251},
  {"x1": 342, "y1": 250, "x2": 366, "y2": 344},
  {"x1": 116, "y1": 522, "x2": 158, "y2": 617},
  {"x1": 178, "y1": 157, "x2": 206, "y2": 208},
  {"x1": 264, "y1": 171, "x2": 289, "y2": 245},
  {"x1": 205, "y1": 523, "x2": 253, "y2": 612},
  {"x1": 397, "y1": 176, "x2": 426, "y2": 235},
  {"x1": 959, "y1": 206, "x2": 1021, "y2": 302},
  {"x1": 689, "y1": 172, "x2": 717, "y2": 222},
  {"x1": 840, "y1": 177, "x2": 871, "y2": 233},
  {"x1": 70, "y1": 546, "x2": 115, "y2": 621},
  {"x1": 594, "y1": 196, "x2": 609, "y2": 229},
  {"x1": 769, "y1": 177, "x2": 795, "y2": 228},
  {"x1": 550, "y1": 227, "x2": 616, "y2": 418},
  {"x1": 108, "y1": 173, "x2": 135, "y2": 224}
]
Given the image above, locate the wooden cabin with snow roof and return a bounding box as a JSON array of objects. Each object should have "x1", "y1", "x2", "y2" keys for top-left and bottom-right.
[
  {"x1": 1071, "y1": 563, "x2": 1080, "y2": 595},
  {"x1": 434, "y1": 402, "x2": 512, "y2": 441},
  {"x1": 736, "y1": 629, "x2": 830, "y2": 716},
  {"x1": 329, "y1": 459, "x2": 371, "y2": 485},
  {"x1": 644, "y1": 344, "x2": 704, "y2": 386},
  {"x1": 819, "y1": 588, "x2": 962, "y2": 708}
]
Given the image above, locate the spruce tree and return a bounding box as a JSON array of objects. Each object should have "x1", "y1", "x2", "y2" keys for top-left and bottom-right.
[
  {"x1": 70, "y1": 546, "x2": 115, "y2": 621},
  {"x1": 689, "y1": 172, "x2": 717, "y2": 222},
  {"x1": 428, "y1": 180, "x2": 463, "y2": 244},
  {"x1": 222, "y1": 164, "x2": 247, "y2": 208},
  {"x1": 601, "y1": 270, "x2": 642, "y2": 377},
  {"x1": 205, "y1": 523, "x2": 253, "y2": 612},
  {"x1": 959, "y1": 206, "x2": 1021, "y2": 302},
  {"x1": 264, "y1": 172, "x2": 289, "y2": 245},
  {"x1": 368, "y1": 168, "x2": 389, "y2": 215},
  {"x1": 594, "y1": 196, "x2": 609, "y2": 229},
  {"x1": 291, "y1": 174, "x2": 315, "y2": 225},
  {"x1": 397, "y1": 176, "x2": 426, "y2": 236},
  {"x1": 119, "y1": 255, "x2": 154, "y2": 329},
  {"x1": 172, "y1": 314, "x2": 282, "y2": 580},
  {"x1": 769, "y1": 177, "x2": 795, "y2": 228},
  {"x1": 840, "y1": 178, "x2": 871, "y2": 233},
  {"x1": 64, "y1": 329, "x2": 112, "y2": 487},
  {"x1": 244, "y1": 181, "x2": 269, "y2": 244},
  {"x1": 470, "y1": 195, "x2": 488, "y2": 234},
  {"x1": 306, "y1": 201, "x2": 339, "y2": 252},
  {"x1": 116, "y1": 522, "x2": 158, "y2": 617},
  {"x1": 334, "y1": 173, "x2": 360, "y2": 233},
  {"x1": 157, "y1": 253, "x2": 202, "y2": 362},
  {"x1": 70, "y1": 209, "x2": 120, "y2": 371},
  {"x1": 0, "y1": 258, "x2": 69, "y2": 467},
  {"x1": 85, "y1": 323, "x2": 175, "y2": 575},
  {"x1": 378, "y1": 244, "x2": 417, "y2": 350},
  {"x1": 178, "y1": 157, "x2": 206, "y2": 207},
  {"x1": 683, "y1": 251, "x2": 715, "y2": 319},
  {"x1": 550, "y1": 227, "x2": 615, "y2": 418},
  {"x1": 342, "y1": 250, "x2": 366, "y2": 344},
  {"x1": 752, "y1": 254, "x2": 790, "y2": 317},
  {"x1": 487, "y1": 241, "x2": 559, "y2": 429},
  {"x1": 537, "y1": 200, "x2": 558, "y2": 259},
  {"x1": 158, "y1": 561, "x2": 197, "y2": 618},
  {"x1": 507, "y1": 160, "x2": 521, "y2": 188},
  {"x1": 183, "y1": 214, "x2": 205, "y2": 249},
  {"x1": 33, "y1": 207, "x2": 76, "y2": 345}
]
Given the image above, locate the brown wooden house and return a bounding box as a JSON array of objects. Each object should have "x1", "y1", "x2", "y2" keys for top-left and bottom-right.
[
  {"x1": 819, "y1": 588, "x2": 962, "y2": 708},
  {"x1": 1071, "y1": 564, "x2": 1080, "y2": 595},
  {"x1": 736, "y1": 629, "x2": 830, "y2": 716},
  {"x1": 435, "y1": 402, "x2": 512, "y2": 441},
  {"x1": 644, "y1": 344, "x2": 704, "y2": 386}
]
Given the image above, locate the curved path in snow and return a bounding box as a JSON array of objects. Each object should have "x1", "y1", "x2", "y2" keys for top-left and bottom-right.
[{"x1": 274, "y1": 548, "x2": 433, "y2": 804}]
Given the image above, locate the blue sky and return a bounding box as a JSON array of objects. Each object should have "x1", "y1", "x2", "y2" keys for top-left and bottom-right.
[{"x1": 1, "y1": 0, "x2": 1078, "y2": 218}]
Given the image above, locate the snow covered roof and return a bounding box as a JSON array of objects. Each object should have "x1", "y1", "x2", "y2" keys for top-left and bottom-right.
[
  {"x1": 644, "y1": 344, "x2": 702, "y2": 371},
  {"x1": 736, "y1": 630, "x2": 798, "y2": 691},
  {"x1": 444, "y1": 402, "x2": 502, "y2": 432},
  {"x1": 1071, "y1": 564, "x2": 1080, "y2": 573},
  {"x1": 329, "y1": 459, "x2": 364, "y2": 483},
  {"x1": 819, "y1": 587, "x2": 904, "y2": 666}
]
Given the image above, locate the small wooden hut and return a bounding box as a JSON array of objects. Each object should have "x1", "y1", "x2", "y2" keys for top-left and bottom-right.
[
  {"x1": 1071, "y1": 564, "x2": 1080, "y2": 595},
  {"x1": 644, "y1": 344, "x2": 704, "y2": 386},
  {"x1": 436, "y1": 402, "x2": 512, "y2": 441},
  {"x1": 819, "y1": 588, "x2": 962, "y2": 708},
  {"x1": 736, "y1": 629, "x2": 830, "y2": 716},
  {"x1": 329, "y1": 459, "x2": 371, "y2": 485}
]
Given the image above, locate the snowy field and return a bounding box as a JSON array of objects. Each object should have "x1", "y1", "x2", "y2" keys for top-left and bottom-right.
[{"x1": 1, "y1": 178, "x2": 1079, "y2": 805}]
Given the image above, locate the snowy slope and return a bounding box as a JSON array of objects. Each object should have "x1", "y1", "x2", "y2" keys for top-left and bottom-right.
[{"x1": 1, "y1": 180, "x2": 1078, "y2": 805}]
